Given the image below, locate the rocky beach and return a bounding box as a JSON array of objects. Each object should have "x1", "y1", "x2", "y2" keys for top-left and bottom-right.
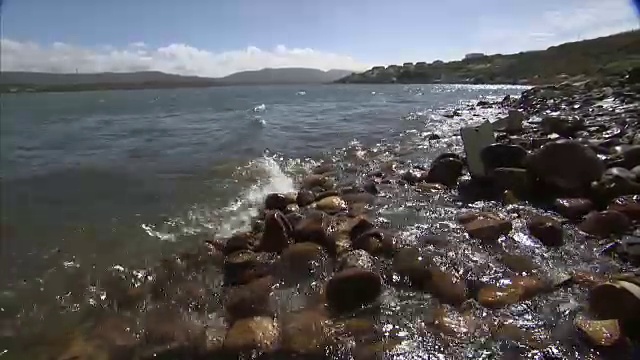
[{"x1": 3, "y1": 70, "x2": 640, "y2": 360}]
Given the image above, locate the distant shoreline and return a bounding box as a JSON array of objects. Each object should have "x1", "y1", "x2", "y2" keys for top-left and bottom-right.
[{"x1": 0, "y1": 81, "x2": 535, "y2": 94}]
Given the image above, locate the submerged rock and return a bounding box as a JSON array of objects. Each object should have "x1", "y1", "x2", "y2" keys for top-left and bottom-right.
[
  {"x1": 223, "y1": 316, "x2": 279, "y2": 355},
  {"x1": 477, "y1": 276, "x2": 547, "y2": 308},
  {"x1": 575, "y1": 318, "x2": 622, "y2": 347},
  {"x1": 280, "y1": 310, "x2": 334, "y2": 356},
  {"x1": 458, "y1": 212, "x2": 512, "y2": 243},
  {"x1": 224, "y1": 276, "x2": 274, "y2": 322},
  {"x1": 527, "y1": 215, "x2": 564, "y2": 247},
  {"x1": 588, "y1": 280, "x2": 640, "y2": 326},
  {"x1": 609, "y1": 195, "x2": 640, "y2": 221}
]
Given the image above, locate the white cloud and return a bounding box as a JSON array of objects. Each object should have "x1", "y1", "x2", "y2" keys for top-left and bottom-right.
[
  {"x1": 476, "y1": 0, "x2": 639, "y2": 54},
  {"x1": 0, "y1": 39, "x2": 369, "y2": 77}
]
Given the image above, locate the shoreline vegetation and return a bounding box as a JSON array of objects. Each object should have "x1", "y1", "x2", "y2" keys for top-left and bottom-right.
[
  {"x1": 10, "y1": 68, "x2": 640, "y2": 359},
  {"x1": 1, "y1": 31, "x2": 639, "y2": 94},
  {"x1": 337, "y1": 30, "x2": 640, "y2": 85}
]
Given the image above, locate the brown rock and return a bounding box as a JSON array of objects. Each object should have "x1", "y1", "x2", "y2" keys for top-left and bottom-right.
[
  {"x1": 529, "y1": 140, "x2": 605, "y2": 195},
  {"x1": 279, "y1": 242, "x2": 326, "y2": 275},
  {"x1": 223, "y1": 232, "x2": 257, "y2": 255},
  {"x1": 292, "y1": 213, "x2": 334, "y2": 253},
  {"x1": 325, "y1": 268, "x2": 382, "y2": 313},
  {"x1": 224, "y1": 276, "x2": 274, "y2": 322},
  {"x1": 223, "y1": 250, "x2": 269, "y2": 286},
  {"x1": 527, "y1": 216, "x2": 564, "y2": 247},
  {"x1": 142, "y1": 309, "x2": 206, "y2": 356},
  {"x1": 280, "y1": 310, "x2": 334, "y2": 356},
  {"x1": 302, "y1": 174, "x2": 334, "y2": 191},
  {"x1": 315, "y1": 196, "x2": 347, "y2": 214},
  {"x1": 264, "y1": 193, "x2": 293, "y2": 212},
  {"x1": 578, "y1": 210, "x2": 630, "y2": 237},
  {"x1": 459, "y1": 212, "x2": 512, "y2": 242},
  {"x1": 430, "y1": 306, "x2": 477, "y2": 338},
  {"x1": 312, "y1": 163, "x2": 335, "y2": 175},
  {"x1": 575, "y1": 318, "x2": 621, "y2": 347},
  {"x1": 588, "y1": 281, "x2": 640, "y2": 325},
  {"x1": 609, "y1": 195, "x2": 640, "y2": 221},
  {"x1": 571, "y1": 271, "x2": 607, "y2": 289},
  {"x1": 259, "y1": 211, "x2": 292, "y2": 253},
  {"x1": 223, "y1": 316, "x2": 279, "y2": 354},
  {"x1": 499, "y1": 253, "x2": 539, "y2": 273},
  {"x1": 296, "y1": 190, "x2": 316, "y2": 207},
  {"x1": 426, "y1": 268, "x2": 468, "y2": 306},
  {"x1": 426, "y1": 157, "x2": 464, "y2": 187},
  {"x1": 554, "y1": 198, "x2": 594, "y2": 220},
  {"x1": 493, "y1": 167, "x2": 531, "y2": 196},
  {"x1": 477, "y1": 276, "x2": 547, "y2": 308}
]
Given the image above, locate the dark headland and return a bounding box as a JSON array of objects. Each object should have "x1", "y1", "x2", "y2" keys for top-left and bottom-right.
[
  {"x1": 337, "y1": 30, "x2": 640, "y2": 85},
  {"x1": 0, "y1": 68, "x2": 353, "y2": 93}
]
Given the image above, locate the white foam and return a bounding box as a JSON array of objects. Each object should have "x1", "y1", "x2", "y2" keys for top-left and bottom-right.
[
  {"x1": 141, "y1": 156, "x2": 296, "y2": 242},
  {"x1": 253, "y1": 104, "x2": 266, "y2": 112}
]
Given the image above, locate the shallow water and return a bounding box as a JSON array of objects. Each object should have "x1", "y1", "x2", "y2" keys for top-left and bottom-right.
[{"x1": 5, "y1": 83, "x2": 628, "y2": 358}]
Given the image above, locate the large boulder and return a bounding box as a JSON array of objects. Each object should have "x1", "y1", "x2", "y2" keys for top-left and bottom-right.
[
  {"x1": 480, "y1": 144, "x2": 528, "y2": 173},
  {"x1": 279, "y1": 310, "x2": 335, "y2": 356},
  {"x1": 292, "y1": 212, "x2": 334, "y2": 254},
  {"x1": 314, "y1": 196, "x2": 347, "y2": 214},
  {"x1": 592, "y1": 167, "x2": 640, "y2": 201},
  {"x1": 223, "y1": 251, "x2": 272, "y2": 286},
  {"x1": 540, "y1": 115, "x2": 585, "y2": 137},
  {"x1": 296, "y1": 190, "x2": 316, "y2": 207},
  {"x1": 492, "y1": 168, "x2": 532, "y2": 197},
  {"x1": 528, "y1": 140, "x2": 605, "y2": 195},
  {"x1": 588, "y1": 280, "x2": 640, "y2": 327},
  {"x1": 264, "y1": 193, "x2": 294, "y2": 212},
  {"x1": 574, "y1": 318, "x2": 622, "y2": 347}
]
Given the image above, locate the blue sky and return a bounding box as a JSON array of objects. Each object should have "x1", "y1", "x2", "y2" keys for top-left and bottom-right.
[{"x1": 1, "y1": 0, "x2": 638, "y2": 76}]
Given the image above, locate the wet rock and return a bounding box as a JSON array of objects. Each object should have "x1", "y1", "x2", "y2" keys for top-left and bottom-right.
[
  {"x1": 593, "y1": 167, "x2": 640, "y2": 200},
  {"x1": 341, "y1": 192, "x2": 376, "y2": 206},
  {"x1": 348, "y1": 217, "x2": 375, "y2": 242},
  {"x1": 527, "y1": 216, "x2": 564, "y2": 247},
  {"x1": 279, "y1": 242, "x2": 326, "y2": 276},
  {"x1": 296, "y1": 190, "x2": 316, "y2": 207},
  {"x1": 429, "y1": 305, "x2": 477, "y2": 338},
  {"x1": 223, "y1": 316, "x2": 279, "y2": 355},
  {"x1": 401, "y1": 169, "x2": 425, "y2": 185},
  {"x1": 490, "y1": 323, "x2": 546, "y2": 350},
  {"x1": 578, "y1": 210, "x2": 630, "y2": 237},
  {"x1": 458, "y1": 212, "x2": 512, "y2": 243},
  {"x1": 609, "y1": 195, "x2": 640, "y2": 221},
  {"x1": 631, "y1": 166, "x2": 640, "y2": 180},
  {"x1": 540, "y1": 115, "x2": 585, "y2": 137},
  {"x1": 57, "y1": 334, "x2": 111, "y2": 360},
  {"x1": 264, "y1": 193, "x2": 294, "y2": 212},
  {"x1": 315, "y1": 190, "x2": 341, "y2": 202},
  {"x1": 428, "y1": 133, "x2": 441, "y2": 141},
  {"x1": 223, "y1": 251, "x2": 271, "y2": 286},
  {"x1": 477, "y1": 276, "x2": 547, "y2": 308},
  {"x1": 623, "y1": 145, "x2": 640, "y2": 168},
  {"x1": 280, "y1": 310, "x2": 334, "y2": 356},
  {"x1": 141, "y1": 309, "x2": 206, "y2": 358},
  {"x1": 499, "y1": 253, "x2": 539, "y2": 274},
  {"x1": 302, "y1": 174, "x2": 335, "y2": 191},
  {"x1": 480, "y1": 144, "x2": 528, "y2": 172},
  {"x1": 326, "y1": 252, "x2": 382, "y2": 313},
  {"x1": 493, "y1": 168, "x2": 532, "y2": 196},
  {"x1": 575, "y1": 318, "x2": 622, "y2": 347},
  {"x1": 554, "y1": 198, "x2": 594, "y2": 220},
  {"x1": 529, "y1": 140, "x2": 605, "y2": 195},
  {"x1": 224, "y1": 276, "x2": 274, "y2": 322},
  {"x1": 392, "y1": 247, "x2": 466, "y2": 305},
  {"x1": 224, "y1": 232, "x2": 257, "y2": 255},
  {"x1": 259, "y1": 211, "x2": 292, "y2": 253},
  {"x1": 292, "y1": 213, "x2": 334, "y2": 254},
  {"x1": 352, "y1": 229, "x2": 396, "y2": 257},
  {"x1": 363, "y1": 181, "x2": 379, "y2": 195},
  {"x1": 426, "y1": 157, "x2": 464, "y2": 188},
  {"x1": 571, "y1": 271, "x2": 607, "y2": 289},
  {"x1": 312, "y1": 163, "x2": 335, "y2": 175},
  {"x1": 315, "y1": 196, "x2": 347, "y2": 214},
  {"x1": 588, "y1": 280, "x2": 640, "y2": 325},
  {"x1": 616, "y1": 235, "x2": 640, "y2": 264}
]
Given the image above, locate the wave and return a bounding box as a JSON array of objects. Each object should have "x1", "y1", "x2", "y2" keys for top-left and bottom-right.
[{"x1": 141, "y1": 155, "x2": 296, "y2": 241}]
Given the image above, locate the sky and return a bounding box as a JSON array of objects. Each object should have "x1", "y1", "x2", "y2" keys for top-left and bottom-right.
[{"x1": 0, "y1": 0, "x2": 639, "y2": 77}]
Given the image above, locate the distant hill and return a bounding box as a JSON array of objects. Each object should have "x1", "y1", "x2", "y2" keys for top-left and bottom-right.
[
  {"x1": 219, "y1": 68, "x2": 353, "y2": 84},
  {"x1": 0, "y1": 68, "x2": 356, "y2": 93},
  {"x1": 337, "y1": 30, "x2": 640, "y2": 85}
]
